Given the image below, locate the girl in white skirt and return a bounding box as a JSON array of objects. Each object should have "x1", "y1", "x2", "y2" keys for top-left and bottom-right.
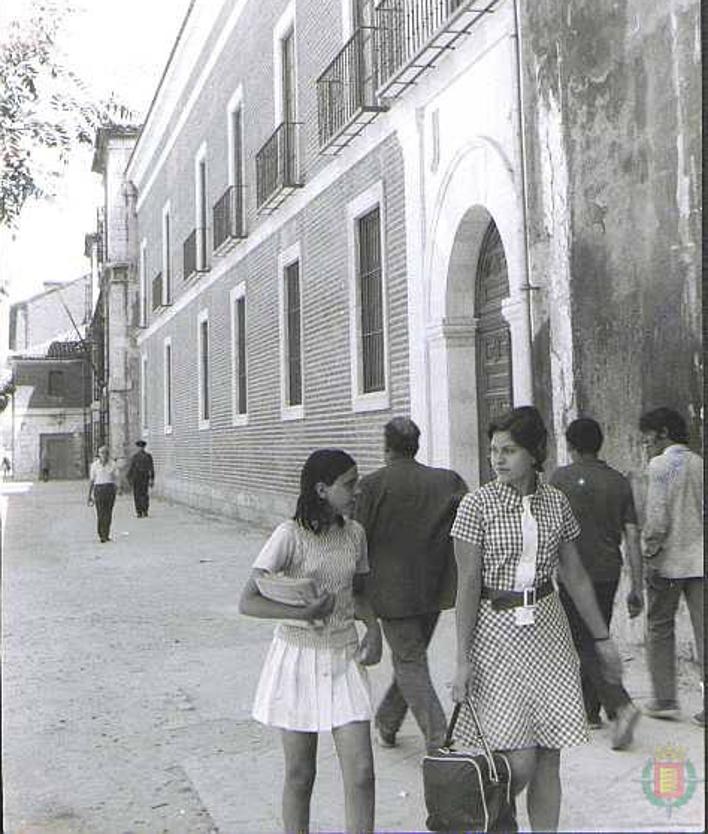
[{"x1": 240, "y1": 449, "x2": 382, "y2": 834}]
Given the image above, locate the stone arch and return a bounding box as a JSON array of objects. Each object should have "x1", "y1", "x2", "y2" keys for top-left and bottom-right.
[{"x1": 424, "y1": 138, "x2": 532, "y2": 488}]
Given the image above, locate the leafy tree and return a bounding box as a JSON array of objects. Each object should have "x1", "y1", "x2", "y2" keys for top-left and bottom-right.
[{"x1": 0, "y1": 1, "x2": 136, "y2": 227}]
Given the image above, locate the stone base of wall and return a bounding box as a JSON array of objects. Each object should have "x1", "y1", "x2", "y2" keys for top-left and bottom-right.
[{"x1": 154, "y1": 476, "x2": 293, "y2": 530}]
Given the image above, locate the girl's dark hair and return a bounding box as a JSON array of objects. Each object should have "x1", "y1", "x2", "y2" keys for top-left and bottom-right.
[
  {"x1": 294, "y1": 449, "x2": 357, "y2": 533},
  {"x1": 488, "y1": 406, "x2": 548, "y2": 471}
]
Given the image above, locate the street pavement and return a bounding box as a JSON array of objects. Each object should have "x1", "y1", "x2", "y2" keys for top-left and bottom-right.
[{"x1": 1, "y1": 481, "x2": 704, "y2": 834}]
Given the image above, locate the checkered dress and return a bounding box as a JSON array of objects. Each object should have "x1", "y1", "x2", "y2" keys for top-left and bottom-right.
[{"x1": 451, "y1": 481, "x2": 589, "y2": 751}]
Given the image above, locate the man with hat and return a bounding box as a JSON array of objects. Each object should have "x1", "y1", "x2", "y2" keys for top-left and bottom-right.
[{"x1": 127, "y1": 440, "x2": 155, "y2": 518}]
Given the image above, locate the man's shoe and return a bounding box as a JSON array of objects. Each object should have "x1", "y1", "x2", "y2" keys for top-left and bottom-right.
[
  {"x1": 611, "y1": 703, "x2": 640, "y2": 750},
  {"x1": 375, "y1": 727, "x2": 396, "y2": 748},
  {"x1": 692, "y1": 710, "x2": 705, "y2": 727},
  {"x1": 643, "y1": 700, "x2": 681, "y2": 720}
]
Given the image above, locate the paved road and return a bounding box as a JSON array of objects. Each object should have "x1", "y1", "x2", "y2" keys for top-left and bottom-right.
[{"x1": 1, "y1": 481, "x2": 704, "y2": 833}]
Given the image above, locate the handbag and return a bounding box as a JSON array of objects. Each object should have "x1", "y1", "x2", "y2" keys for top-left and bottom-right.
[{"x1": 423, "y1": 697, "x2": 517, "y2": 833}]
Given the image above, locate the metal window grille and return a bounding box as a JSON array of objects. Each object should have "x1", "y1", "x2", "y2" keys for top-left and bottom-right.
[
  {"x1": 285, "y1": 262, "x2": 302, "y2": 406},
  {"x1": 358, "y1": 208, "x2": 385, "y2": 393},
  {"x1": 200, "y1": 319, "x2": 209, "y2": 420},
  {"x1": 234, "y1": 296, "x2": 247, "y2": 415}
]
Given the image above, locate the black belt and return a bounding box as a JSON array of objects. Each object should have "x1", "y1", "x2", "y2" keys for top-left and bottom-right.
[{"x1": 481, "y1": 580, "x2": 555, "y2": 611}]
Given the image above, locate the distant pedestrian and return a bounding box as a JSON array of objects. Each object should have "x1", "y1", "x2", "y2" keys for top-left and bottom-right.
[
  {"x1": 354, "y1": 417, "x2": 467, "y2": 753},
  {"x1": 240, "y1": 449, "x2": 382, "y2": 834},
  {"x1": 88, "y1": 446, "x2": 120, "y2": 543},
  {"x1": 127, "y1": 440, "x2": 154, "y2": 518},
  {"x1": 451, "y1": 406, "x2": 623, "y2": 833},
  {"x1": 1, "y1": 456, "x2": 10, "y2": 480},
  {"x1": 638, "y1": 408, "x2": 704, "y2": 726},
  {"x1": 551, "y1": 418, "x2": 643, "y2": 749}
]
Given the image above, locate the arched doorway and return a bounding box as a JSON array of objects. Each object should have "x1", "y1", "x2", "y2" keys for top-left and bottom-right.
[{"x1": 475, "y1": 220, "x2": 513, "y2": 483}]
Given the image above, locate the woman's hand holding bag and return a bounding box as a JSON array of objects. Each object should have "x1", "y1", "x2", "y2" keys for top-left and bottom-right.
[{"x1": 451, "y1": 661, "x2": 473, "y2": 703}]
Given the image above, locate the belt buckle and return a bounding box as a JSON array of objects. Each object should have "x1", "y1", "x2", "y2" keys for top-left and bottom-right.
[{"x1": 522, "y1": 586, "x2": 537, "y2": 608}]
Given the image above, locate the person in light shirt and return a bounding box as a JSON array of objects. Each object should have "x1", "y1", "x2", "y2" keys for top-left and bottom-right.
[{"x1": 88, "y1": 445, "x2": 120, "y2": 543}]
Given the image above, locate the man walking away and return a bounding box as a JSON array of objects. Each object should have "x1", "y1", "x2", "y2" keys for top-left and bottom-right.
[
  {"x1": 639, "y1": 408, "x2": 704, "y2": 726},
  {"x1": 355, "y1": 417, "x2": 467, "y2": 753},
  {"x1": 551, "y1": 418, "x2": 643, "y2": 750},
  {"x1": 127, "y1": 440, "x2": 155, "y2": 518}
]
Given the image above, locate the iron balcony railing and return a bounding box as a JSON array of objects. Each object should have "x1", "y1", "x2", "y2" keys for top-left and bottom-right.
[
  {"x1": 183, "y1": 227, "x2": 209, "y2": 280},
  {"x1": 317, "y1": 26, "x2": 387, "y2": 151},
  {"x1": 255, "y1": 122, "x2": 301, "y2": 210},
  {"x1": 376, "y1": 0, "x2": 496, "y2": 94},
  {"x1": 151, "y1": 272, "x2": 163, "y2": 311},
  {"x1": 213, "y1": 185, "x2": 247, "y2": 252}
]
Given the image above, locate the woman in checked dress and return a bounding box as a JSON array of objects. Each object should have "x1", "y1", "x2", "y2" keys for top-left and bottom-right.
[
  {"x1": 451, "y1": 407, "x2": 623, "y2": 832},
  {"x1": 240, "y1": 449, "x2": 382, "y2": 834}
]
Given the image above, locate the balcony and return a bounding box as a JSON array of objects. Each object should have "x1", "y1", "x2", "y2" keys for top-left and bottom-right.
[
  {"x1": 376, "y1": 0, "x2": 498, "y2": 98},
  {"x1": 317, "y1": 26, "x2": 388, "y2": 154},
  {"x1": 255, "y1": 122, "x2": 302, "y2": 213},
  {"x1": 183, "y1": 228, "x2": 209, "y2": 281},
  {"x1": 151, "y1": 272, "x2": 163, "y2": 312},
  {"x1": 213, "y1": 185, "x2": 247, "y2": 254}
]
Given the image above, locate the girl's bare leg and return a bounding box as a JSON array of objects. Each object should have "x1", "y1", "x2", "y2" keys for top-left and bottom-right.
[
  {"x1": 332, "y1": 720, "x2": 375, "y2": 834},
  {"x1": 281, "y1": 729, "x2": 318, "y2": 834},
  {"x1": 527, "y1": 747, "x2": 561, "y2": 832}
]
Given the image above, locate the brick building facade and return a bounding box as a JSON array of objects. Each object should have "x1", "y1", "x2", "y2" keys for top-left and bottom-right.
[{"x1": 117, "y1": 0, "x2": 700, "y2": 524}]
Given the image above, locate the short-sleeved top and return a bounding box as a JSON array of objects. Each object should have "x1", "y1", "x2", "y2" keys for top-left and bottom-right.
[
  {"x1": 355, "y1": 458, "x2": 467, "y2": 618},
  {"x1": 450, "y1": 481, "x2": 580, "y2": 590},
  {"x1": 89, "y1": 459, "x2": 119, "y2": 486},
  {"x1": 252, "y1": 518, "x2": 369, "y2": 649},
  {"x1": 550, "y1": 459, "x2": 637, "y2": 582}
]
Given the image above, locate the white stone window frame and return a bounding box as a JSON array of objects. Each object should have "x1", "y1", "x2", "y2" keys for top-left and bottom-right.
[
  {"x1": 229, "y1": 282, "x2": 248, "y2": 427},
  {"x1": 347, "y1": 180, "x2": 390, "y2": 413},
  {"x1": 197, "y1": 307, "x2": 210, "y2": 431},
  {"x1": 273, "y1": 1, "x2": 297, "y2": 125},
  {"x1": 139, "y1": 238, "x2": 148, "y2": 327},
  {"x1": 161, "y1": 201, "x2": 172, "y2": 305},
  {"x1": 194, "y1": 142, "x2": 208, "y2": 271},
  {"x1": 278, "y1": 242, "x2": 305, "y2": 422},
  {"x1": 163, "y1": 336, "x2": 173, "y2": 435},
  {"x1": 140, "y1": 352, "x2": 149, "y2": 433}
]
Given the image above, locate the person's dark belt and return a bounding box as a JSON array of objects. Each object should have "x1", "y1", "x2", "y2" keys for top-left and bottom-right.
[{"x1": 481, "y1": 580, "x2": 555, "y2": 611}]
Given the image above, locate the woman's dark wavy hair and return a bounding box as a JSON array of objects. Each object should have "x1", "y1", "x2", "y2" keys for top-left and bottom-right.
[
  {"x1": 294, "y1": 449, "x2": 357, "y2": 533},
  {"x1": 488, "y1": 406, "x2": 548, "y2": 472}
]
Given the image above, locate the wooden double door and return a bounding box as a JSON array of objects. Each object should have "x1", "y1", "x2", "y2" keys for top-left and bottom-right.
[{"x1": 475, "y1": 221, "x2": 513, "y2": 484}]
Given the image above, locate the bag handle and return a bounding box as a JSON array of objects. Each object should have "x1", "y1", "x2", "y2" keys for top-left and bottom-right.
[{"x1": 443, "y1": 696, "x2": 500, "y2": 783}]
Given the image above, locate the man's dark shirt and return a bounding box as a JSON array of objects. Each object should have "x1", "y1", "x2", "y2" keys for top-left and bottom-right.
[
  {"x1": 550, "y1": 459, "x2": 637, "y2": 582},
  {"x1": 128, "y1": 450, "x2": 155, "y2": 484},
  {"x1": 354, "y1": 458, "x2": 467, "y2": 618}
]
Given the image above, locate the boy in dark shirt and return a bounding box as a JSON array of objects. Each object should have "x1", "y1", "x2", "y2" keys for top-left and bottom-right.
[{"x1": 551, "y1": 418, "x2": 643, "y2": 750}]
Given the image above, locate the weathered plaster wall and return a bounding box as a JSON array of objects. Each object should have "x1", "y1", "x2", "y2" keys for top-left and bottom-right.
[{"x1": 522, "y1": 0, "x2": 701, "y2": 472}]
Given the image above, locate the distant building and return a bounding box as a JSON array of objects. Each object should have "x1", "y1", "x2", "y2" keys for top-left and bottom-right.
[
  {"x1": 89, "y1": 125, "x2": 142, "y2": 463},
  {"x1": 92, "y1": 0, "x2": 699, "y2": 523},
  {"x1": 2, "y1": 344, "x2": 91, "y2": 480},
  {"x1": 2, "y1": 275, "x2": 94, "y2": 478}
]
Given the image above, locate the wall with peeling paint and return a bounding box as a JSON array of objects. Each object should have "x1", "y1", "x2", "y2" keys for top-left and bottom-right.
[{"x1": 521, "y1": 0, "x2": 702, "y2": 474}]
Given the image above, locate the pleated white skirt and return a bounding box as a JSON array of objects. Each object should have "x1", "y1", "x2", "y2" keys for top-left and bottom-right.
[{"x1": 252, "y1": 634, "x2": 373, "y2": 731}]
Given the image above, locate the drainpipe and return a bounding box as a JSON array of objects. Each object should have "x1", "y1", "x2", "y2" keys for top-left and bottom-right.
[{"x1": 512, "y1": 0, "x2": 537, "y2": 403}]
